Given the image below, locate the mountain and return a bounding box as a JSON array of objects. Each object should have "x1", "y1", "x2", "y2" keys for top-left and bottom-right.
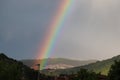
[
  {"x1": 0, "y1": 53, "x2": 38, "y2": 80},
  {"x1": 60, "y1": 55, "x2": 120, "y2": 75},
  {"x1": 21, "y1": 58, "x2": 97, "y2": 69}
]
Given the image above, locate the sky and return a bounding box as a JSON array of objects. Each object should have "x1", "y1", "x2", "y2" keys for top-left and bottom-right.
[{"x1": 0, "y1": 0, "x2": 120, "y2": 60}]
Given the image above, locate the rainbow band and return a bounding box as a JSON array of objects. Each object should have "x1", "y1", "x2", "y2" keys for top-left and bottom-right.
[{"x1": 37, "y1": 0, "x2": 74, "y2": 70}]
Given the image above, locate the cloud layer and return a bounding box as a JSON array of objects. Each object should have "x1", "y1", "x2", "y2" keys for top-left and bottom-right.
[{"x1": 0, "y1": 0, "x2": 120, "y2": 60}]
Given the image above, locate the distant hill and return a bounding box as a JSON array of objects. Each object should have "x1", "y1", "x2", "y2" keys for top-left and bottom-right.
[
  {"x1": 2, "y1": 53, "x2": 120, "y2": 76},
  {"x1": 59, "y1": 55, "x2": 120, "y2": 75},
  {"x1": 21, "y1": 58, "x2": 97, "y2": 69}
]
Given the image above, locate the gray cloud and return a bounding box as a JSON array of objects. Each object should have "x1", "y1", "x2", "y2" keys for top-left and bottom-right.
[
  {"x1": 0, "y1": 0, "x2": 61, "y2": 59},
  {"x1": 1, "y1": 0, "x2": 120, "y2": 60},
  {"x1": 53, "y1": 0, "x2": 120, "y2": 60}
]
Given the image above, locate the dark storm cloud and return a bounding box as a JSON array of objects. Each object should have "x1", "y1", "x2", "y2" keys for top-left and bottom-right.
[{"x1": 0, "y1": 0, "x2": 61, "y2": 59}]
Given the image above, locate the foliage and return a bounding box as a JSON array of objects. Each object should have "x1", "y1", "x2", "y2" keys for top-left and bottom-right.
[
  {"x1": 0, "y1": 53, "x2": 58, "y2": 80},
  {"x1": 0, "y1": 53, "x2": 38, "y2": 80},
  {"x1": 108, "y1": 60, "x2": 120, "y2": 80},
  {"x1": 70, "y1": 68, "x2": 98, "y2": 80},
  {"x1": 38, "y1": 55, "x2": 120, "y2": 75},
  {"x1": 57, "y1": 55, "x2": 120, "y2": 75}
]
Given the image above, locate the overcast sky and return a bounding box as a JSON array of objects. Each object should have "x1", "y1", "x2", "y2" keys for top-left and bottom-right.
[{"x1": 0, "y1": 0, "x2": 120, "y2": 60}]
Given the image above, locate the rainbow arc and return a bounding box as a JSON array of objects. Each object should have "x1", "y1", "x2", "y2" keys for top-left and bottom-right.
[{"x1": 36, "y1": 0, "x2": 74, "y2": 70}]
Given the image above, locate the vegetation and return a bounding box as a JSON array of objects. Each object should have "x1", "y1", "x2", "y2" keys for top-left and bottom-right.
[
  {"x1": 0, "y1": 53, "x2": 37, "y2": 80},
  {"x1": 108, "y1": 60, "x2": 120, "y2": 80},
  {"x1": 0, "y1": 53, "x2": 61, "y2": 80},
  {"x1": 1, "y1": 53, "x2": 120, "y2": 80},
  {"x1": 82, "y1": 55, "x2": 120, "y2": 75},
  {"x1": 69, "y1": 68, "x2": 98, "y2": 80},
  {"x1": 53, "y1": 55, "x2": 120, "y2": 75}
]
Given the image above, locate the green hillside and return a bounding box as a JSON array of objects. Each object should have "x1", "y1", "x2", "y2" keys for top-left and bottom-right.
[
  {"x1": 64, "y1": 55, "x2": 120, "y2": 75},
  {"x1": 0, "y1": 53, "x2": 38, "y2": 80},
  {"x1": 41, "y1": 55, "x2": 120, "y2": 76}
]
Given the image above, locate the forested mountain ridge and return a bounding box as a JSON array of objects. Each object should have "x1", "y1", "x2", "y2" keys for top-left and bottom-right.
[
  {"x1": 0, "y1": 53, "x2": 37, "y2": 80},
  {"x1": 63, "y1": 55, "x2": 120, "y2": 75}
]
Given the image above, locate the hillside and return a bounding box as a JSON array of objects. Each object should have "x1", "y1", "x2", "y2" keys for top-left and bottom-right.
[
  {"x1": 21, "y1": 58, "x2": 97, "y2": 69},
  {"x1": 0, "y1": 53, "x2": 38, "y2": 80},
  {"x1": 61, "y1": 55, "x2": 120, "y2": 75}
]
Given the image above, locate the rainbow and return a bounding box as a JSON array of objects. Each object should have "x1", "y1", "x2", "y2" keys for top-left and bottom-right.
[{"x1": 37, "y1": 0, "x2": 74, "y2": 70}]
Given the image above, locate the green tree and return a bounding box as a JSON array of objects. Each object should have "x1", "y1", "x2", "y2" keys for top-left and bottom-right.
[
  {"x1": 108, "y1": 60, "x2": 120, "y2": 80},
  {"x1": 72, "y1": 68, "x2": 98, "y2": 80},
  {"x1": 0, "y1": 53, "x2": 38, "y2": 80}
]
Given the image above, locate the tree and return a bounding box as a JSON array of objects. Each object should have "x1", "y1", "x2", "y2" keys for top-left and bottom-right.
[
  {"x1": 71, "y1": 68, "x2": 98, "y2": 80},
  {"x1": 108, "y1": 60, "x2": 120, "y2": 80},
  {"x1": 0, "y1": 53, "x2": 38, "y2": 80}
]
